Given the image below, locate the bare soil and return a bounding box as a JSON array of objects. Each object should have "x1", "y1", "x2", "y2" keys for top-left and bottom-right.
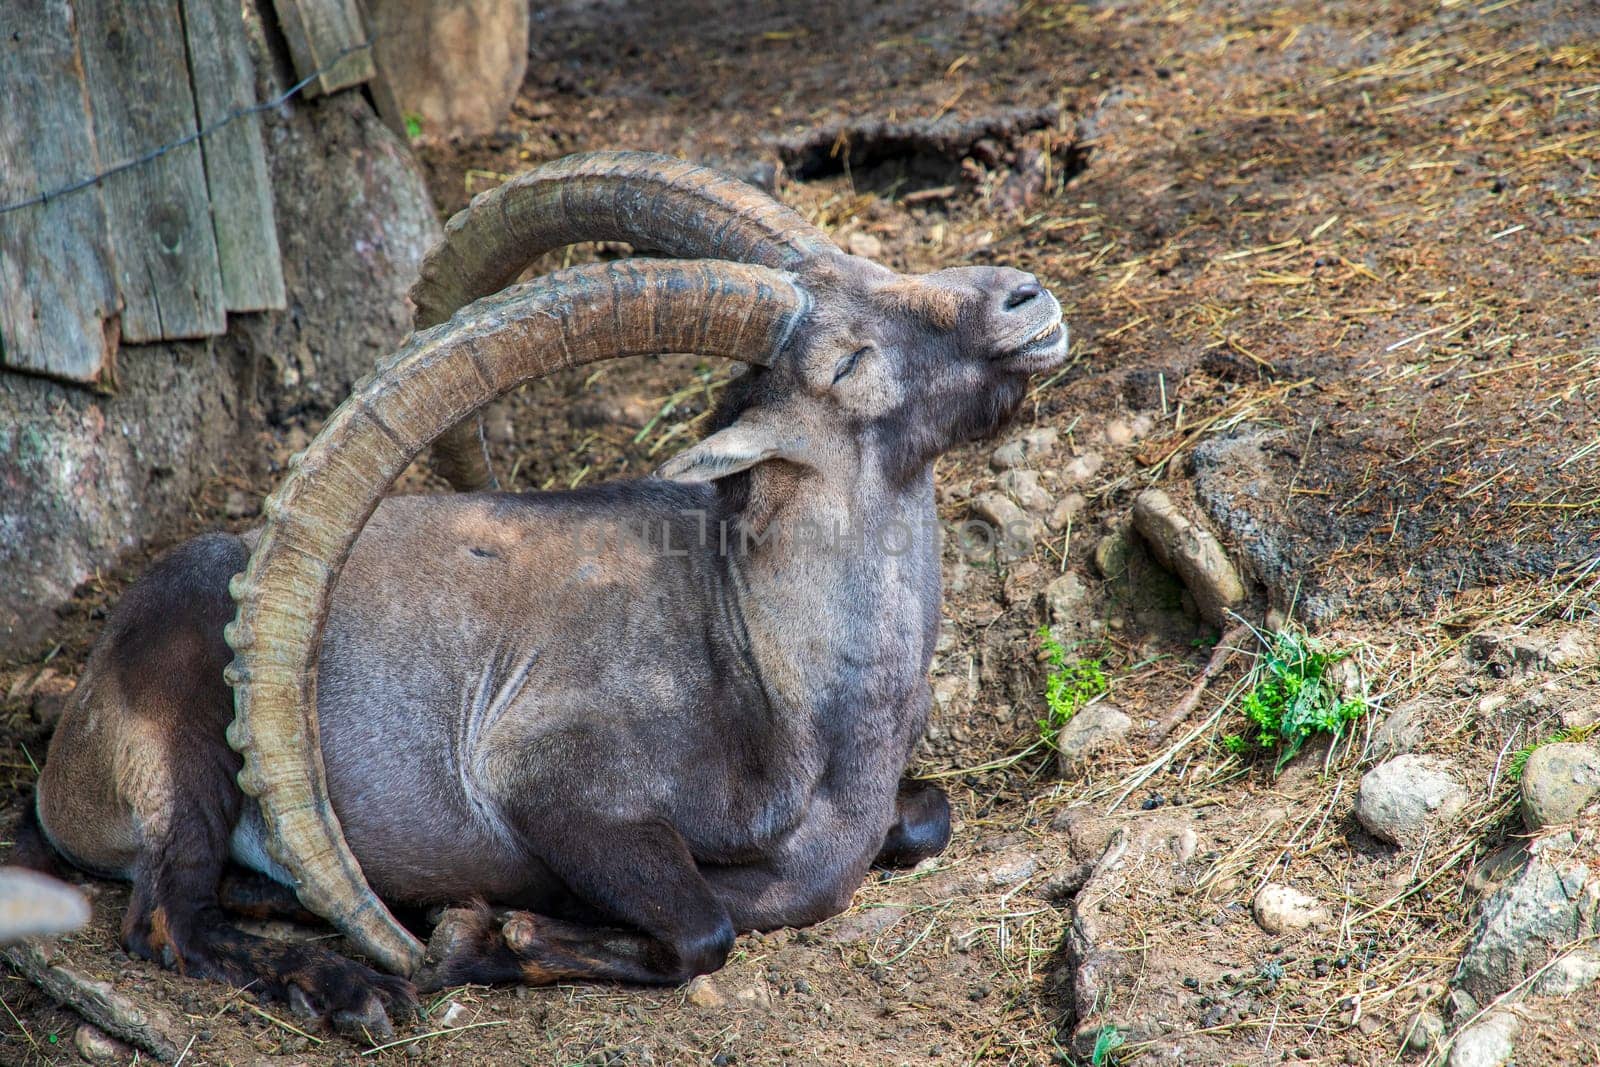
[{"x1": 3, "y1": 0, "x2": 1598, "y2": 1064}]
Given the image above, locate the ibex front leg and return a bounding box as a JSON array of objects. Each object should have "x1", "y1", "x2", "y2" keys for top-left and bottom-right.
[{"x1": 418, "y1": 816, "x2": 734, "y2": 990}]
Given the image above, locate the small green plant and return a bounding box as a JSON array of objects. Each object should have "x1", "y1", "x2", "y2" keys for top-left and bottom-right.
[
  {"x1": 1090, "y1": 1024, "x2": 1125, "y2": 1066},
  {"x1": 403, "y1": 111, "x2": 424, "y2": 139},
  {"x1": 1228, "y1": 629, "x2": 1367, "y2": 771},
  {"x1": 1037, "y1": 626, "x2": 1109, "y2": 749}
]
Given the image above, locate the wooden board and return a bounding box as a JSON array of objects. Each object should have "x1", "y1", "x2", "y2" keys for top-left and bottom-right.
[
  {"x1": 77, "y1": 0, "x2": 225, "y2": 342},
  {"x1": 183, "y1": 0, "x2": 287, "y2": 312},
  {"x1": 0, "y1": 0, "x2": 122, "y2": 386},
  {"x1": 272, "y1": 0, "x2": 375, "y2": 98}
]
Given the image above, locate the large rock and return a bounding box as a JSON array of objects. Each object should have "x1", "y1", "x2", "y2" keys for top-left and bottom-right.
[
  {"x1": 1353, "y1": 755, "x2": 1468, "y2": 846},
  {"x1": 1131, "y1": 488, "x2": 1247, "y2": 628},
  {"x1": 367, "y1": 0, "x2": 530, "y2": 139},
  {"x1": 1520, "y1": 741, "x2": 1600, "y2": 831},
  {"x1": 1455, "y1": 830, "x2": 1600, "y2": 1002},
  {"x1": 0, "y1": 7, "x2": 439, "y2": 657}
]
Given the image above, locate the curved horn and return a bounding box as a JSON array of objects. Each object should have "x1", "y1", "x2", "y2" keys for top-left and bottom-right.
[
  {"x1": 412, "y1": 151, "x2": 837, "y2": 490},
  {"x1": 225, "y1": 259, "x2": 809, "y2": 975}
]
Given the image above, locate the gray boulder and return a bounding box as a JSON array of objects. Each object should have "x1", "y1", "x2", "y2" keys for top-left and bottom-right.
[
  {"x1": 1354, "y1": 755, "x2": 1468, "y2": 846},
  {"x1": 1520, "y1": 741, "x2": 1600, "y2": 831}
]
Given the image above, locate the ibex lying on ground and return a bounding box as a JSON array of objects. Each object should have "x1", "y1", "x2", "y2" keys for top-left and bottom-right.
[{"x1": 30, "y1": 152, "x2": 1067, "y2": 1037}]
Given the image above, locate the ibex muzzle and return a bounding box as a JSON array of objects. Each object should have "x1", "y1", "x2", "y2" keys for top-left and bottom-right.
[{"x1": 35, "y1": 152, "x2": 1069, "y2": 1036}]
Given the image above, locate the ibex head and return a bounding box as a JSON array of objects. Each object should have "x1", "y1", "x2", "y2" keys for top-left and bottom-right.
[
  {"x1": 661, "y1": 256, "x2": 1064, "y2": 494},
  {"x1": 222, "y1": 153, "x2": 1069, "y2": 974}
]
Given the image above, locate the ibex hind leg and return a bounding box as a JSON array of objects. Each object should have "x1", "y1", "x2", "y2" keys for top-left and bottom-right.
[
  {"x1": 420, "y1": 817, "x2": 734, "y2": 990},
  {"x1": 48, "y1": 534, "x2": 416, "y2": 1037}
]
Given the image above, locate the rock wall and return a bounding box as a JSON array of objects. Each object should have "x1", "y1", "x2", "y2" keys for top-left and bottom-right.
[{"x1": 0, "y1": 5, "x2": 441, "y2": 658}]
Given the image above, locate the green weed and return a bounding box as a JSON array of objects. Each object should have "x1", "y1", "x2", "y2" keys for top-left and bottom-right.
[
  {"x1": 1228, "y1": 629, "x2": 1367, "y2": 772},
  {"x1": 403, "y1": 112, "x2": 425, "y2": 139},
  {"x1": 1090, "y1": 1024, "x2": 1125, "y2": 1066},
  {"x1": 1037, "y1": 626, "x2": 1109, "y2": 750},
  {"x1": 1509, "y1": 724, "x2": 1595, "y2": 781}
]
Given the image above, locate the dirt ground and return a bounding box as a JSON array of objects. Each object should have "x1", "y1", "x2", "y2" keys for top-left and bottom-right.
[{"x1": 3, "y1": 0, "x2": 1598, "y2": 1063}]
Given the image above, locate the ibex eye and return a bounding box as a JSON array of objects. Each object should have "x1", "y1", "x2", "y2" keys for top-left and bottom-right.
[{"x1": 833, "y1": 346, "x2": 870, "y2": 384}]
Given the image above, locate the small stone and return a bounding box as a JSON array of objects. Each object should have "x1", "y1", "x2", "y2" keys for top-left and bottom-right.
[
  {"x1": 438, "y1": 1001, "x2": 468, "y2": 1028},
  {"x1": 821, "y1": 906, "x2": 907, "y2": 944},
  {"x1": 1371, "y1": 702, "x2": 1427, "y2": 758},
  {"x1": 685, "y1": 974, "x2": 728, "y2": 1008},
  {"x1": 991, "y1": 427, "x2": 1058, "y2": 469},
  {"x1": 73, "y1": 1025, "x2": 127, "y2": 1063},
  {"x1": 1353, "y1": 755, "x2": 1468, "y2": 846},
  {"x1": 224, "y1": 488, "x2": 257, "y2": 519},
  {"x1": 1130, "y1": 489, "x2": 1247, "y2": 627},
  {"x1": 1252, "y1": 883, "x2": 1331, "y2": 934},
  {"x1": 1531, "y1": 950, "x2": 1600, "y2": 996},
  {"x1": 1519, "y1": 741, "x2": 1600, "y2": 830},
  {"x1": 1056, "y1": 702, "x2": 1132, "y2": 771},
  {"x1": 982, "y1": 852, "x2": 1041, "y2": 887},
  {"x1": 1404, "y1": 1010, "x2": 1445, "y2": 1051},
  {"x1": 969, "y1": 492, "x2": 1043, "y2": 561},
  {"x1": 1093, "y1": 528, "x2": 1132, "y2": 579},
  {"x1": 1103, "y1": 419, "x2": 1136, "y2": 446},
  {"x1": 1046, "y1": 492, "x2": 1086, "y2": 532},
  {"x1": 1060, "y1": 451, "x2": 1104, "y2": 485},
  {"x1": 998, "y1": 469, "x2": 1053, "y2": 512},
  {"x1": 1447, "y1": 1011, "x2": 1519, "y2": 1067},
  {"x1": 846, "y1": 231, "x2": 884, "y2": 258},
  {"x1": 1045, "y1": 572, "x2": 1093, "y2": 630},
  {"x1": 735, "y1": 983, "x2": 772, "y2": 1008}
]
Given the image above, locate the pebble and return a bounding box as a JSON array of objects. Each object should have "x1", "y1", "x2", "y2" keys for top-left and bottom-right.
[
  {"x1": 998, "y1": 468, "x2": 1053, "y2": 512},
  {"x1": 968, "y1": 492, "x2": 1042, "y2": 561},
  {"x1": 1046, "y1": 492, "x2": 1086, "y2": 532},
  {"x1": 735, "y1": 984, "x2": 772, "y2": 1008},
  {"x1": 821, "y1": 906, "x2": 907, "y2": 944},
  {"x1": 1056, "y1": 702, "x2": 1132, "y2": 771},
  {"x1": 1371, "y1": 702, "x2": 1426, "y2": 758},
  {"x1": 73, "y1": 1025, "x2": 128, "y2": 1063},
  {"x1": 1060, "y1": 451, "x2": 1104, "y2": 485},
  {"x1": 1251, "y1": 883, "x2": 1330, "y2": 934},
  {"x1": 685, "y1": 974, "x2": 728, "y2": 1008},
  {"x1": 438, "y1": 1001, "x2": 468, "y2": 1028},
  {"x1": 1353, "y1": 755, "x2": 1468, "y2": 846},
  {"x1": 846, "y1": 231, "x2": 884, "y2": 258},
  {"x1": 991, "y1": 427, "x2": 1058, "y2": 469},
  {"x1": 224, "y1": 488, "x2": 257, "y2": 518},
  {"x1": 1531, "y1": 950, "x2": 1600, "y2": 996},
  {"x1": 1447, "y1": 1011, "x2": 1519, "y2": 1067},
  {"x1": 1044, "y1": 571, "x2": 1093, "y2": 630},
  {"x1": 1093, "y1": 527, "x2": 1132, "y2": 580},
  {"x1": 1519, "y1": 741, "x2": 1600, "y2": 830},
  {"x1": 1404, "y1": 1010, "x2": 1445, "y2": 1052}
]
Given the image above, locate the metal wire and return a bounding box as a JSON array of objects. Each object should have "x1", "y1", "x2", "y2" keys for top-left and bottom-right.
[{"x1": 0, "y1": 37, "x2": 375, "y2": 217}]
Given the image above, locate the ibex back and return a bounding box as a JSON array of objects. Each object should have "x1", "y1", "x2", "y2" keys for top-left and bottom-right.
[{"x1": 34, "y1": 152, "x2": 1069, "y2": 1038}]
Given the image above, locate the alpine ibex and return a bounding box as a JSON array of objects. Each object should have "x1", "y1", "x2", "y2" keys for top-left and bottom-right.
[{"x1": 32, "y1": 152, "x2": 1068, "y2": 1037}]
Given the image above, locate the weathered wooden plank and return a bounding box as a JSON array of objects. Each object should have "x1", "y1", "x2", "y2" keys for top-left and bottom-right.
[
  {"x1": 272, "y1": 0, "x2": 375, "y2": 98},
  {"x1": 0, "y1": 0, "x2": 122, "y2": 386},
  {"x1": 182, "y1": 0, "x2": 287, "y2": 311},
  {"x1": 77, "y1": 0, "x2": 225, "y2": 342}
]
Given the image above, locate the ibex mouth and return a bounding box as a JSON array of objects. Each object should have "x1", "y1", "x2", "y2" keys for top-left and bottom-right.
[{"x1": 999, "y1": 316, "x2": 1068, "y2": 373}]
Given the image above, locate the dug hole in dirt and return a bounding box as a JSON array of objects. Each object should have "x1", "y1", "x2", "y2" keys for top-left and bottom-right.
[{"x1": 3, "y1": 0, "x2": 1598, "y2": 1064}]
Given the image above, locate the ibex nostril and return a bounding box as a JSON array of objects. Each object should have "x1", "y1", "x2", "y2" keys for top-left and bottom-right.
[{"x1": 1004, "y1": 282, "x2": 1043, "y2": 310}]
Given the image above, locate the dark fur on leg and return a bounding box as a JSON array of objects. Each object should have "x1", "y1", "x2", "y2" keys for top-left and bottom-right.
[
  {"x1": 8, "y1": 800, "x2": 67, "y2": 878},
  {"x1": 873, "y1": 779, "x2": 952, "y2": 868}
]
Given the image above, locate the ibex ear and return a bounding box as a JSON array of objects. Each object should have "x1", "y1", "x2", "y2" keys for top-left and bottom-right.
[{"x1": 655, "y1": 418, "x2": 803, "y2": 483}]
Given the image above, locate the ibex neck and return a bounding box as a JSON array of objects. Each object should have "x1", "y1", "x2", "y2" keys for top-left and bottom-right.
[{"x1": 728, "y1": 463, "x2": 941, "y2": 764}]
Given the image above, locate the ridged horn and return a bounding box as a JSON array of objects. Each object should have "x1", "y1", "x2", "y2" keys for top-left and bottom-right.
[
  {"x1": 411, "y1": 151, "x2": 837, "y2": 490},
  {"x1": 225, "y1": 260, "x2": 809, "y2": 975}
]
